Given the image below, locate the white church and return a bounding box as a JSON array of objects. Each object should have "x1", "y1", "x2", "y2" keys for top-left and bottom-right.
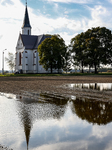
[{"x1": 15, "y1": 3, "x2": 55, "y2": 73}]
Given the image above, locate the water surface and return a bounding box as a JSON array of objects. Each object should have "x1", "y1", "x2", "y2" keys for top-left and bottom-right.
[
  {"x1": 0, "y1": 91, "x2": 112, "y2": 150},
  {"x1": 65, "y1": 83, "x2": 112, "y2": 91}
]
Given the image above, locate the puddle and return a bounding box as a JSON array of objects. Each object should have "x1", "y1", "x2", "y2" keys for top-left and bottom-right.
[
  {"x1": 65, "y1": 83, "x2": 112, "y2": 91},
  {"x1": 0, "y1": 92, "x2": 112, "y2": 150}
]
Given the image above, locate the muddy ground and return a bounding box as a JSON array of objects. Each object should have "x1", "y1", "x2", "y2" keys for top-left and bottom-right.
[{"x1": 0, "y1": 75, "x2": 112, "y2": 101}]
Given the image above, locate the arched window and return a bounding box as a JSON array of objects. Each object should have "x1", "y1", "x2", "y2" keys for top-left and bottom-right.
[
  {"x1": 19, "y1": 53, "x2": 21, "y2": 65},
  {"x1": 28, "y1": 30, "x2": 29, "y2": 35},
  {"x1": 33, "y1": 52, "x2": 36, "y2": 65},
  {"x1": 33, "y1": 53, "x2": 35, "y2": 65}
]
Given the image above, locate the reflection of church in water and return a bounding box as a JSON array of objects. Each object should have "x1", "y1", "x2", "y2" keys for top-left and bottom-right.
[
  {"x1": 16, "y1": 94, "x2": 68, "y2": 150},
  {"x1": 16, "y1": 91, "x2": 112, "y2": 149}
]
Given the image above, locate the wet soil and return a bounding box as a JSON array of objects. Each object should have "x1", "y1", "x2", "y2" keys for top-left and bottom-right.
[{"x1": 0, "y1": 75, "x2": 112, "y2": 101}]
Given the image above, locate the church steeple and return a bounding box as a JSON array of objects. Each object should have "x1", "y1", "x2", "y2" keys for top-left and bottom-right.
[{"x1": 22, "y1": 1, "x2": 32, "y2": 35}]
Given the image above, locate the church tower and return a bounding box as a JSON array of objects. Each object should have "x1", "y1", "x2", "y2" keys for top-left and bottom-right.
[{"x1": 22, "y1": 2, "x2": 32, "y2": 35}]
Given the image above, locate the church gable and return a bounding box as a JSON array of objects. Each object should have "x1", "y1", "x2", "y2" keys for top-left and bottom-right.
[{"x1": 16, "y1": 34, "x2": 24, "y2": 50}]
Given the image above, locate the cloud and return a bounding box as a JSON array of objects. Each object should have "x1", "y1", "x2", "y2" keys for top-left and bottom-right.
[
  {"x1": 87, "y1": 5, "x2": 111, "y2": 30},
  {"x1": 0, "y1": 0, "x2": 14, "y2": 5},
  {"x1": 44, "y1": 0, "x2": 93, "y2": 4},
  {"x1": 107, "y1": 0, "x2": 112, "y2": 3},
  {"x1": 0, "y1": 35, "x2": 3, "y2": 39}
]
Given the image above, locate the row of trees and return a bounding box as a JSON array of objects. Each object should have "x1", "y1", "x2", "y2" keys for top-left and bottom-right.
[
  {"x1": 38, "y1": 27, "x2": 112, "y2": 74},
  {"x1": 71, "y1": 27, "x2": 112, "y2": 73}
]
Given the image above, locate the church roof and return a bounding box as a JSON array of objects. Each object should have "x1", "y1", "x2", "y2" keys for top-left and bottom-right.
[
  {"x1": 20, "y1": 34, "x2": 50, "y2": 50},
  {"x1": 22, "y1": 5, "x2": 31, "y2": 29}
]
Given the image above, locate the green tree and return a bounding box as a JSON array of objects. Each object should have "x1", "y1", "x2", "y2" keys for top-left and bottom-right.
[
  {"x1": 62, "y1": 46, "x2": 71, "y2": 73},
  {"x1": 85, "y1": 37, "x2": 100, "y2": 73},
  {"x1": 85, "y1": 27, "x2": 112, "y2": 73},
  {"x1": 38, "y1": 34, "x2": 66, "y2": 73},
  {"x1": 5, "y1": 52, "x2": 15, "y2": 72},
  {"x1": 71, "y1": 32, "x2": 87, "y2": 73},
  {"x1": 71, "y1": 27, "x2": 112, "y2": 74}
]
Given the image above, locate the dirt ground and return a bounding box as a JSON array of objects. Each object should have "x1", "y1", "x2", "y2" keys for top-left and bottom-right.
[{"x1": 0, "y1": 75, "x2": 112, "y2": 101}]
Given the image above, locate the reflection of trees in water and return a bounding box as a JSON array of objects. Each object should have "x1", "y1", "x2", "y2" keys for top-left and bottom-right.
[
  {"x1": 16, "y1": 94, "x2": 68, "y2": 150},
  {"x1": 72, "y1": 83, "x2": 112, "y2": 91},
  {"x1": 71, "y1": 98, "x2": 112, "y2": 125}
]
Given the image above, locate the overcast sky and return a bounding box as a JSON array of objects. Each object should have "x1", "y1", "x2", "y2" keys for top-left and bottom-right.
[{"x1": 0, "y1": 0, "x2": 112, "y2": 70}]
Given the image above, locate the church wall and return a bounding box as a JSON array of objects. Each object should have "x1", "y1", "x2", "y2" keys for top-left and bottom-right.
[
  {"x1": 27, "y1": 50, "x2": 33, "y2": 72},
  {"x1": 22, "y1": 49, "x2": 37, "y2": 73}
]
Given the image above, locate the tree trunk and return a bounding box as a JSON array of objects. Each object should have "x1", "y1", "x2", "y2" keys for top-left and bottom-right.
[
  {"x1": 89, "y1": 65, "x2": 90, "y2": 73},
  {"x1": 94, "y1": 64, "x2": 98, "y2": 74},
  {"x1": 58, "y1": 68, "x2": 59, "y2": 74},
  {"x1": 81, "y1": 61, "x2": 84, "y2": 73},
  {"x1": 51, "y1": 64, "x2": 52, "y2": 73}
]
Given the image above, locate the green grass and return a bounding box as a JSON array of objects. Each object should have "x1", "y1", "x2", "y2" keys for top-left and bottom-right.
[
  {"x1": 68, "y1": 72, "x2": 112, "y2": 76},
  {"x1": 0, "y1": 73, "x2": 63, "y2": 77},
  {"x1": 0, "y1": 72, "x2": 112, "y2": 77}
]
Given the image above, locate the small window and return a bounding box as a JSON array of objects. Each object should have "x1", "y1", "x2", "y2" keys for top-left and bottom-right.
[
  {"x1": 33, "y1": 53, "x2": 35, "y2": 64},
  {"x1": 19, "y1": 53, "x2": 22, "y2": 65}
]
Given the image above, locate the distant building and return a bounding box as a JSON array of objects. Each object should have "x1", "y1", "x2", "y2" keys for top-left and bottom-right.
[{"x1": 15, "y1": 3, "x2": 53, "y2": 73}]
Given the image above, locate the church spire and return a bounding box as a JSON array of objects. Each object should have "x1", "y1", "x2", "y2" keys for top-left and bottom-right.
[{"x1": 22, "y1": 0, "x2": 32, "y2": 35}]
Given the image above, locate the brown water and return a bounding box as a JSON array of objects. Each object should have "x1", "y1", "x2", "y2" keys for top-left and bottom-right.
[{"x1": 0, "y1": 85, "x2": 112, "y2": 150}]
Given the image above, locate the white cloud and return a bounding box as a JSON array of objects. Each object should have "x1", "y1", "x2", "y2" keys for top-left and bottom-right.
[
  {"x1": 87, "y1": 5, "x2": 111, "y2": 29},
  {"x1": 92, "y1": 125, "x2": 109, "y2": 139},
  {"x1": 59, "y1": 32, "x2": 77, "y2": 45},
  {"x1": 44, "y1": 0, "x2": 93, "y2": 4},
  {"x1": 0, "y1": 0, "x2": 14, "y2": 5},
  {"x1": 107, "y1": 0, "x2": 112, "y2": 3},
  {"x1": 0, "y1": 0, "x2": 25, "y2": 70},
  {"x1": 0, "y1": 35, "x2": 3, "y2": 39},
  {"x1": 35, "y1": 141, "x2": 89, "y2": 150}
]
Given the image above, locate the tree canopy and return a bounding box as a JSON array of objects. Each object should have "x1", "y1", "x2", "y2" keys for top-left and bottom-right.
[
  {"x1": 71, "y1": 27, "x2": 112, "y2": 74},
  {"x1": 62, "y1": 46, "x2": 72, "y2": 73},
  {"x1": 38, "y1": 34, "x2": 67, "y2": 73}
]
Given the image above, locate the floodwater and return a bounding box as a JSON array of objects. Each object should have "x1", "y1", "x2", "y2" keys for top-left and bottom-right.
[
  {"x1": 0, "y1": 83, "x2": 112, "y2": 150},
  {"x1": 65, "y1": 83, "x2": 112, "y2": 91}
]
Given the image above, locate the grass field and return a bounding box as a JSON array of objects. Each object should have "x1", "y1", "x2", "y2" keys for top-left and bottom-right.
[{"x1": 0, "y1": 72, "x2": 112, "y2": 77}]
